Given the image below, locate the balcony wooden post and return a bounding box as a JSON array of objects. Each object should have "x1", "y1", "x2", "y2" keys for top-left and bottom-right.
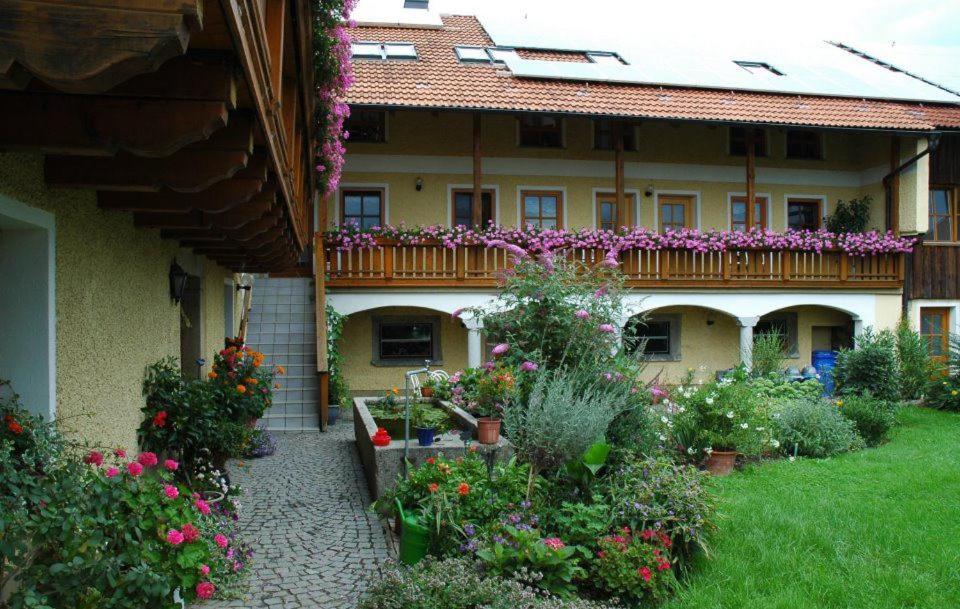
[
  {"x1": 472, "y1": 112, "x2": 482, "y2": 228},
  {"x1": 839, "y1": 253, "x2": 849, "y2": 282},
  {"x1": 782, "y1": 250, "x2": 792, "y2": 283},
  {"x1": 614, "y1": 120, "x2": 625, "y2": 227},
  {"x1": 745, "y1": 127, "x2": 756, "y2": 227},
  {"x1": 383, "y1": 243, "x2": 394, "y2": 280},
  {"x1": 456, "y1": 245, "x2": 466, "y2": 280}
]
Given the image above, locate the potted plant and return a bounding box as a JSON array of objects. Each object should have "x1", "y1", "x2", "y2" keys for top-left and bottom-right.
[
  {"x1": 420, "y1": 377, "x2": 436, "y2": 398},
  {"x1": 328, "y1": 396, "x2": 343, "y2": 425},
  {"x1": 471, "y1": 366, "x2": 514, "y2": 444},
  {"x1": 412, "y1": 404, "x2": 437, "y2": 447}
]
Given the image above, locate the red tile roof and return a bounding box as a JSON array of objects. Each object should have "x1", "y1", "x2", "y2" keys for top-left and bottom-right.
[{"x1": 348, "y1": 15, "x2": 960, "y2": 131}]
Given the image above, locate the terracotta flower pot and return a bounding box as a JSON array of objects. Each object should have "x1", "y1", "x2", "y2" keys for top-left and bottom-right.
[
  {"x1": 705, "y1": 450, "x2": 737, "y2": 476},
  {"x1": 420, "y1": 386, "x2": 434, "y2": 398},
  {"x1": 476, "y1": 417, "x2": 501, "y2": 445}
]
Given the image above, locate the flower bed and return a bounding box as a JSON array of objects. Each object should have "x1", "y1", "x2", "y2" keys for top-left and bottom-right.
[{"x1": 322, "y1": 223, "x2": 915, "y2": 256}]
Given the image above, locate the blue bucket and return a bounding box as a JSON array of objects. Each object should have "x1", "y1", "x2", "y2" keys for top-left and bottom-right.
[
  {"x1": 416, "y1": 427, "x2": 436, "y2": 447},
  {"x1": 811, "y1": 350, "x2": 839, "y2": 395}
]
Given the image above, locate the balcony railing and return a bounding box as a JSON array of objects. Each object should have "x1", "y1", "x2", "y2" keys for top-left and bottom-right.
[{"x1": 322, "y1": 238, "x2": 904, "y2": 289}]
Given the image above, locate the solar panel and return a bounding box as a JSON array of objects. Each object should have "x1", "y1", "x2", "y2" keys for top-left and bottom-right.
[
  {"x1": 385, "y1": 42, "x2": 418, "y2": 59},
  {"x1": 487, "y1": 47, "x2": 518, "y2": 63},
  {"x1": 351, "y1": 42, "x2": 383, "y2": 59}
]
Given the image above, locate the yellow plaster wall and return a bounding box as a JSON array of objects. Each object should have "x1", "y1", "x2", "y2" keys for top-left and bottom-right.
[
  {"x1": 896, "y1": 137, "x2": 930, "y2": 235},
  {"x1": 201, "y1": 263, "x2": 233, "y2": 370},
  {"x1": 338, "y1": 306, "x2": 468, "y2": 393},
  {"x1": 0, "y1": 153, "x2": 234, "y2": 452}
]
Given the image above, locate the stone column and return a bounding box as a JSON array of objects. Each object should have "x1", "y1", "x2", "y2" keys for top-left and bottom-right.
[
  {"x1": 736, "y1": 316, "x2": 760, "y2": 370},
  {"x1": 852, "y1": 316, "x2": 864, "y2": 342},
  {"x1": 464, "y1": 319, "x2": 483, "y2": 368}
]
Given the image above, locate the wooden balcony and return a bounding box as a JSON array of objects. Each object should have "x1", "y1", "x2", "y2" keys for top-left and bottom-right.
[{"x1": 323, "y1": 238, "x2": 905, "y2": 290}]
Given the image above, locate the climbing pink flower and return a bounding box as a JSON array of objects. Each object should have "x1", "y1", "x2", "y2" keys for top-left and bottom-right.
[
  {"x1": 84, "y1": 451, "x2": 104, "y2": 467},
  {"x1": 491, "y1": 343, "x2": 509, "y2": 356},
  {"x1": 200, "y1": 564, "x2": 211, "y2": 576}
]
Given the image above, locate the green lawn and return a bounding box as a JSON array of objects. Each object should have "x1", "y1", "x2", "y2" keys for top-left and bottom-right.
[{"x1": 665, "y1": 407, "x2": 960, "y2": 609}]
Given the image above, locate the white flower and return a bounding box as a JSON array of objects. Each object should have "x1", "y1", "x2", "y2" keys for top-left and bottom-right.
[
  {"x1": 686, "y1": 447, "x2": 695, "y2": 455},
  {"x1": 704, "y1": 447, "x2": 713, "y2": 455},
  {"x1": 756, "y1": 427, "x2": 765, "y2": 432},
  {"x1": 197, "y1": 473, "x2": 205, "y2": 479},
  {"x1": 789, "y1": 455, "x2": 796, "y2": 462},
  {"x1": 726, "y1": 411, "x2": 734, "y2": 419},
  {"x1": 705, "y1": 397, "x2": 714, "y2": 405},
  {"x1": 771, "y1": 439, "x2": 780, "y2": 448},
  {"x1": 677, "y1": 406, "x2": 686, "y2": 413},
  {"x1": 740, "y1": 422, "x2": 749, "y2": 429},
  {"x1": 658, "y1": 434, "x2": 667, "y2": 441},
  {"x1": 661, "y1": 415, "x2": 669, "y2": 424}
]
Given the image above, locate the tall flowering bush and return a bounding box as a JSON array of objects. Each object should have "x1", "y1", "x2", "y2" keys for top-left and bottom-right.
[
  {"x1": 591, "y1": 527, "x2": 678, "y2": 603},
  {"x1": 208, "y1": 344, "x2": 278, "y2": 423},
  {"x1": 313, "y1": 0, "x2": 357, "y2": 195},
  {"x1": 323, "y1": 223, "x2": 915, "y2": 256}
]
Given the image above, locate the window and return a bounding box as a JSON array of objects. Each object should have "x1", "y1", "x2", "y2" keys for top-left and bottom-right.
[
  {"x1": 787, "y1": 198, "x2": 822, "y2": 231},
  {"x1": 786, "y1": 130, "x2": 823, "y2": 160},
  {"x1": 658, "y1": 195, "x2": 694, "y2": 232},
  {"x1": 373, "y1": 316, "x2": 441, "y2": 365},
  {"x1": 594, "y1": 120, "x2": 638, "y2": 151},
  {"x1": 734, "y1": 60, "x2": 784, "y2": 76},
  {"x1": 345, "y1": 109, "x2": 386, "y2": 143},
  {"x1": 452, "y1": 189, "x2": 494, "y2": 227},
  {"x1": 624, "y1": 315, "x2": 681, "y2": 361},
  {"x1": 341, "y1": 189, "x2": 384, "y2": 229},
  {"x1": 728, "y1": 127, "x2": 766, "y2": 157},
  {"x1": 351, "y1": 42, "x2": 383, "y2": 58},
  {"x1": 350, "y1": 42, "x2": 418, "y2": 60},
  {"x1": 384, "y1": 43, "x2": 417, "y2": 59},
  {"x1": 455, "y1": 46, "x2": 490, "y2": 62},
  {"x1": 521, "y1": 190, "x2": 562, "y2": 229},
  {"x1": 519, "y1": 115, "x2": 562, "y2": 147},
  {"x1": 596, "y1": 192, "x2": 634, "y2": 230},
  {"x1": 587, "y1": 52, "x2": 626, "y2": 65},
  {"x1": 730, "y1": 195, "x2": 768, "y2": 232},
  {"x1": 755, "y1": 312, "x2": 799, "y2": 357},
  {"x1": 927, "y1": 187, "x2": 958, "y2": 242},
  {"x1": 920, "y1": 307, "x2": 950, "y2": 362}
]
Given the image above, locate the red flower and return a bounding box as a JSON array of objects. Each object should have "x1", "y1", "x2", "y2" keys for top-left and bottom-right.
[
  {"x1": 657, "y1": 559, "x2": 671, "y2": 571},
  {"x1": 181, "y1": 523, "x2": 200, "y2": 543},
  {"x1": 6, "y1": 418, "x2": 23, "y2": 435},
  {"x1": 426, "y1": 457, "x2": 436, "y2": 465},
  {"x1": 641, "y1": 529, "x2": 656, "y2": 541},
  {"x1": 457, "y1": 482, "x2": 470, "y2": 496},
  {"x1": 658, "y1": 532, "x2": 672, "y2": 548},
  {"x1": 195, "y1": 581, "x2": 216, "y2": 600},
  {"x1": 152, "y1": 411, "x2": 168, "y2": 427},
  {"x1": 127, "y1": 462, "x2": 143, "y2": 477},
  {"x1": 114, "y1": 449, "x2": 127, "y2": 459},
  {"x1": 84, "y1": 451, "x2": 104, "y2": 466},
  {"x1": 138, "y1": 452, "x2": 158, "y2": 467},
  {"x1": 427, "y1": 483, "x2": 439, "y2": 493},
  {"x1": 638, "y1": 566, "x2": 652, "y2": 582}
]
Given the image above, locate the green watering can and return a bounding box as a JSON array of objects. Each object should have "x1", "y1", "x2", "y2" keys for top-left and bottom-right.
[{"x1": 395, "y1": 499, "x2": 430, "y2": 565}]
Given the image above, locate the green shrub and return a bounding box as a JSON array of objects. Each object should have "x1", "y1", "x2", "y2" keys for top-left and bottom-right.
[
  {"x1": 838, "y1": 394, "x2": 897, "y2": 446},
  {"x1": 541, "y1": 500, "x2": 612, "y2": 548},
  {"x1": 591, "y1": 528, "x2": 677, "y2": 604},
  {"x1": 476, "y1": 525, "x2": 586, "y2": 598},
  {"x1": 751, "y1": 331, "x2": 786, "y2": 378},
  {"x1": 750, "y1": 376, "x2": 823, "y2": 401},
  {"x1": 358, "y1": 557, "x2": 619, "y2": 609},
  {"x1": 772, "y1": 398, "x2": 864, "y2": 458},
  {"x1": 825, "y1": 195, "x2": 871, "y2": 233},
  {"x1": 895, "y1": 318, "x2": 933, "y2": 401},
  {"x1": 834, "y1": 328, "x2": 900, "y2": 400},
  {"x1": 606, "y1": 453, "x2": 714, "y2": 557},
  {"x1": 926, "y1": 375, "x2": 960, "y2": 411}
]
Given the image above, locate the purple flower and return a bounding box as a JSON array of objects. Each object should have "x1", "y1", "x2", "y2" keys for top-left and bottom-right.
[
  {"x1": 598, "y1": 323, "x2": 616, "y2": 334},
  {"x1": 451, "y1": 307, "x2": 465, "y2": 319},
  {"x1": 575, "y1": 309, "x2": 590, "y2": 319},
  {"x1": 520, "y1": 361, "x2": 539, "y2": 372},
  {"x1": 491, "y1": 343, "x2": 510, "y2": 356}
]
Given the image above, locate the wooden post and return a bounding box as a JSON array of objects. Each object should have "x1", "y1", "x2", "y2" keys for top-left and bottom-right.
[
  {"x1": 889, "y1": 136, "x2": 901, "y2": 235},
  {"x1": 614, "y1": 120, "x2": 625, "y2": 227},
  {"x1": 472, "y1": 112, "x2": 482, "y2": 228},
  {"x1": 318, "y1": 371, "x2": 329, "y2": 433},
  {"x1": 745, "y1": 127, "x2": 756, "y2": 228}
]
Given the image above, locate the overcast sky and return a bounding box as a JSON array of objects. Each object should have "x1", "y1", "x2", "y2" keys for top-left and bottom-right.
[{"x1": 354, "y1": 0, "x2": 960, "y2": 47}]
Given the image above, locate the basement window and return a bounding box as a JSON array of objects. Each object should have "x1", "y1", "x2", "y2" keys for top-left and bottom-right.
[
  {"x1": 372, "y1": 316, "x2": 442, "y2": 366},
  {"x1": 734, "y1": 60, "x2": 784, "y2": 76},
  {"x1": 624, "y1": 315, "x2": 682, "y2": 361}
]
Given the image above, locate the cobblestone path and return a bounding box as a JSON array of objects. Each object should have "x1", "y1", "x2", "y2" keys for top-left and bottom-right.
[{"x1": 205, "y1": 418, "x2": 391, "y2": 609}]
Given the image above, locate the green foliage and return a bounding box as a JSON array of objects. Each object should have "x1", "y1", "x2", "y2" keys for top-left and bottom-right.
[
  {"x1": 838, "y1": 394, "x2": 898, "y2": 447},
  {"x1": 825, "y1": 195, "x2": 871, "y2": 233},
  {"x1": 327, "y1": 304, "x2": 350, "y2": 405},
  {"x1": 925, "y1": 374, "x2": 960, "y2": 411},
  {"x1": 411, "y1": 402, "x2": 452, "y2": 432},
  {"x1": 358, "y1": 557, "x2": 619, "y2": 609},
  {"x1": 606, "y1": 453, "x2": 715, "y2": 556},
  {"x1": 669, "y1": 370, "x2": 774, "y2": 455},
  {"x1": 895, "y1": 318, "x2": 933, "y2": 401},
  {"x1": 751, "y1": 331, "x2": 786, "y2": 378},
  {"x1": 771, "y1": 398, "x2": 864, "y2": 458},
  {"x1": 605, "y1": 399, "x2": 661, "y2": 457},
  {"x1": 374, "y1": 452, "x2": 529, "y2": 556},
  {"x1": 749, "y1": 376, "x2": 824, "y2": 401},
  {"x1": 541, "y1": 500, "x2": 612, "y2": 549},
  {"x1": 476, "y1": 526, "x2": 587, "y2": 598},
  {"x1": 834, "y1": 328, "x2": 900, "y2": 400},
  {"x1": 1, "y1": 382, "x2": 248, "y2": 608},
  {"x1": 592, "y1": 528, "x2": 678, "y2": 604}
]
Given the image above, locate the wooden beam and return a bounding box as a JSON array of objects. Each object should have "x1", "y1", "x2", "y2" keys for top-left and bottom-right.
[
  {"x1": 889, "y1": 136, "x2": 901, "y2": 235},
  {"x1": 96, "y1": 54, "x2": 237, "y2": 106},
  {"x1": 0, "y1": 0, "x2": 202, "y2": 94},
  {"x1": 45, "y1": 149, "x2": 249, "y2": 192},
  {"x1": 745, "y1": 126, "x2": 756, "y2": 227},
  {"x1": 207, "y1": 190, "x2": 276, "y2": 228},
  {"x1": 99, "y1": 176, "x2": 265, "y2": 212},
  {"x1": 614, "y1": 120, "x2": 625, "y2": 228},
  {"x1": 472, "y1": 112, "x2": 482, "y2": 227},
  {"x1": 0, "y1": 93, "x2": 228, "y2": 157}
]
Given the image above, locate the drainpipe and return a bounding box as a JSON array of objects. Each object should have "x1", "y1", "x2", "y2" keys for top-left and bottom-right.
[{"x1": 882, "y1": 132, "x2": 941, "y2": 187}]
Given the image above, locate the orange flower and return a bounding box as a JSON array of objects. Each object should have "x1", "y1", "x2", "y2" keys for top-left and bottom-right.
[
  {"x1": 274, "y1": 383, "x2": 281, "y2": 389},
  {"x1": 468, "y1": 445, "x2": 478, "y2": 453},
  {"x1": 276, "y1": 366, "x2": 285, "y2": 376},
  {"x1": 428, "y1": 483, "x2": 439, "y2": 493},
  {"x1": 457, "y1": 482, "x2": 470, "y2": 496},
  {"x1": 7, "y1": 419, "x2": 23, "y2": 435},
  {"x1": 207, "y1": 371, "x2": 217, "y2": 379},
  {"x1": 391, "y1": 386, "x2": 399, "y2": 395},
  {"x1": 236, "y1": 385, "x2": 247, "y2": 394},
  {"x1": 247, "y1": 378, "x2": 259, "y2": 386}
]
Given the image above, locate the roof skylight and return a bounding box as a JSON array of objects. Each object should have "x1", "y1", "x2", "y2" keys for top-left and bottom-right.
[
  {"x1": 351, "y1": 42, "x2": 419, "y2": 60},
  {"x1": 455, "y1": 46, "x2": 491, "y2": 63},
  {"x1": 734, "y1": 60, "x2": 784, "y2": 76},
  {"x1": 587, "y1": 52, "x2": 626, "y2": 66},
  {"x1": 351, "y1": 42, "x2": 383, "y2": 59}
]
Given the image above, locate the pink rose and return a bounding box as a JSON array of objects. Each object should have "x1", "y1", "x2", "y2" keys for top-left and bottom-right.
[
  {"x1": 164, "y1": 459, "x2": 179, "y2": 472},
  {"x1": 195, "y1": 581, "x2": 216, "y2": 600},
  {"x1": 167, "y1": 529, "x2": 185, "y2": 546},
  {"x1": 200, "y1": 564, "x2": 211, "y2": 576},
  {"x1": 195, "y1": 499, "x2": 211, "y2": 515},
  {"x1": 181, "y1": 523, "x2": 200, "y2": 543},
  {"x1": 214, "y1": 534, "x2": 229, "y2": 548},
  {"x1": 127, "y1": 462, "x2": 143, "y2": 477},
  {"x1": 137, "y1": 452, "x2": 158, "y2": 467},
  {"x1": 163, "y1": 485, "x2": 179, "y2": 500},
  {"x1": 84, "y1": 451, "x2": 104, "y2": 467},
  {"x1": 105, "y1": 467, "x2": 120, "y2": 478},
  {"x1": 114, "y1": 449, "x2": 127, "y2": 459}
]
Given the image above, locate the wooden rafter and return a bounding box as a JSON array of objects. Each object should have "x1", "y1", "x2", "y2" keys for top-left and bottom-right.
[{"x1": 100, "y1": 175, "x2": 265, "y2": 212}]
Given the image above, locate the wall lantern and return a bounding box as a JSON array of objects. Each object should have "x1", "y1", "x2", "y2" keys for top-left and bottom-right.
[
  {"x1": 169, "y1": 260, "x2": 188, "y2": 304},
  {"x1": 415, "y1": 177, "x2": 423, "y2": 191}
]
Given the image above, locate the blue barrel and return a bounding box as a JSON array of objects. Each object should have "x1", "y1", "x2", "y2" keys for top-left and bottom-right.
[{"x1": 811, "y1": 350, "x2": 839, "y2": 395}]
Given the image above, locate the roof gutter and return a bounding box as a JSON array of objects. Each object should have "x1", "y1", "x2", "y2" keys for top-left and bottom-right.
[{"x1": 883, "y1": 132, "x2": 941, "y2": 186}]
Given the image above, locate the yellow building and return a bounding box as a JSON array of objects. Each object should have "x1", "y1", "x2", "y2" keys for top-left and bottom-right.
[
  {"x1": 0, "y1": 0, "x2": 316, "y2": 449},
  {"x1": 324, "y1": 13, "x2": 960, "y2": 392}
]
